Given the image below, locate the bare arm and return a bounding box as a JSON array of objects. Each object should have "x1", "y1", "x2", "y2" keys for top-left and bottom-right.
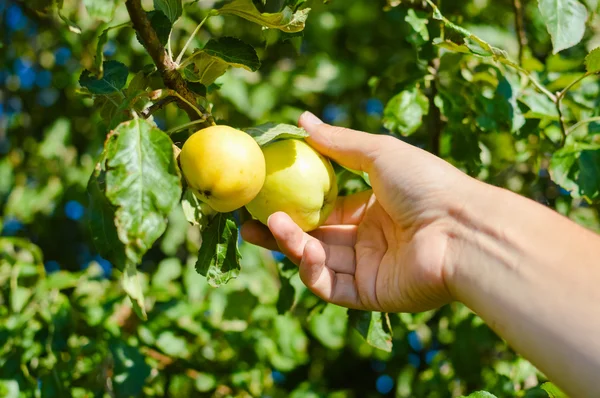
[
  {"x1": 446, "y1": 181, "x2": 600, "y2": 397},
  {"x1": 242, "y1": 112, "x2": 600, "y2": 396}
]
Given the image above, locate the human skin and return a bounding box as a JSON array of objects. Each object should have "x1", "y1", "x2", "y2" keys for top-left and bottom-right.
[{"x1": 241, "y1": 111, "x2": 600, "y2": 396}]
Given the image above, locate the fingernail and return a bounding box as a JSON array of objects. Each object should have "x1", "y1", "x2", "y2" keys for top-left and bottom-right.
[{"x1": 300, "y1": 111, "x2": 323, "y2": 128}]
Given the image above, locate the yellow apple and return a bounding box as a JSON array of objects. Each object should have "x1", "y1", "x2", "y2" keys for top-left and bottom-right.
[
  {"x1": 179, "y1": 125, "x2": 266, "y2": 213},
  {"x1": 245, "y1": 139, "x2": 338, "y2": 232}
]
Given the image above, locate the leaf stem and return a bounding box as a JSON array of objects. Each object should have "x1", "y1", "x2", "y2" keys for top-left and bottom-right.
[
  {"x1": 125, "y1": 0, "x2": 214, "y2": 126},
  {"x1": 566, "y1": 116, "x2": 600, "y2": 135},
  {"x1": 512, "y1": 0, "x2": 528, "y2": 65},
  {"x1": 557, "y1": 71, "x2": 592, "y2": 100},
  {"x1": 556, "y1": 102, "x2": 568, "y2": 147},
  {"x1": 166, "y1": 119, "x2": 210, "y2": 135},
  {"x1": 555, "y1": 72, "x2": 593, "y2": 146},
  {"x1": 141, "y1": 96, "x2": 177, "y2": 118},
  {"x1": 171, "y1": 91, "x2": 206, "y2": 119},
  {"x1": 175, "y1": 14, "x2": 210, "y2": 65}
]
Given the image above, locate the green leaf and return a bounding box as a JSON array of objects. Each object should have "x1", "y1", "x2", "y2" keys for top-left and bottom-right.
[
  {"x1": 585, "y1": 47, "x2": 600, "y2": 73},
  {"x1": 5, "y1": 178, "x2": 63, "y2": 223},
  {"x1": 181, "y1": 189, "x2": 205, "y2": 227},
  {"x1": 83, "y1": 0, "x2": 118, "y2": 22},
  {"x1": 460, "y1": 392, "x2": 498, "y2": 398},
  {"x1": 152, "y1": 258, "x2": 182, "y2": 288},
  {"x1": 496, "y1": 74, "x2": 526, "y2": 133},
  {"x1": 383, "y1": 86, "x2": 429, "y2": 136},
  {"x1": 429, "y1": 4, "x2": 508, "y2": 60},
  {"x1": 154, "y1": 0, "x2": 182, "y2": 23},
  {"x1": 215, "y1": 0, "x2": 310, "y2": 32},
  {"x1": 267, "y1": 314, "x2": 309, "y2": 371},
  {"x1": 11, "y1": 287, "x2": 32, "y2": 313},
  {"x1": 110, "y1": 340, "x2": 151, "y2": 397},
  {"x1": 549, "y1": 145, "x2": 600, "y2": 200},
  {"x1": 538, "y1": 0, "x2": 588, "y2": 54},
  {"x1": 348, "y1": 311, "x2": 393, "y2": 352},
  {"x1": 160, "y1": 206, "x2": 188, "y2": 256},
  {"x1": 147, "y1": 11, "x2": 172, "y2": 46},
  {"x1": 195, "y1": 373, "x2": 217, "y2": 392},
  {"x1": 80, "y1": 60, "x2": 128, "y2": 95},
  {"x1": 540, "y1": 382, "x2": 568, "y2": 398},
  {"x1": 156, "y1": 331, "x2": 189, "y2": 358},
  {"x1": 276, "y1": 259, "x2": 298, "y2": 315},
  {"x1": 123, "y1": 262, "x2": 147, "y2": 320},
  {"x1": 549, "y1": 147, "x2": 580, "y2": 193},
  {"x1": 276, "y1": 276, "x2": 296, "y2": 315},
  {"x1": 93, "y1": 93, "x2": 130, "y2": 130},
  {"x1": 196, "y1": 212, "x2": 241, "y2": 287},
  {"x1": 100, "y1": 119, "x2": 181, "y2": 266},
  {"x1": 38, "y1": 118, "x2": 71, "y2": 159},
  {"x1": 308, "y1": 304, "x2": 348, "y2": 350},
  {"x1": 0, "y1": 158, "x2": 14, "y2": 197},
  {"x1": 184, "y1": 37, "x2": 260, "y2": 86},
  {"x1": 518, "y1": 90, "x2": 559, "y2": 119},
  {"x1": 93, "y1": 29, "x2": 110, "y2": 77},
  {"x1": 405, "y1": 9, "x2": 429, "y2": 45},
  {"x1": 244, "y1": 123, "x2": 308, "y2": 146},
  {"x1": 44, "y1": 271, "x2": 81, "y2": 290},
  {"x1": 87, "y1": 169, "x2": 127, "y2": 268},
  {"x1": 203, "y1": 37, "x2": 261, "y2": 71},
  {"x1": 578, "y1": 149, "x2": 600, "y2": 200},
  {"x1": 0, "y1": 380, "x2": 19, "y2": 398}
]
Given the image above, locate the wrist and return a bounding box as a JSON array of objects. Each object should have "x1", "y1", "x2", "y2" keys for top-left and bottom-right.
[{"x1": 441, "y1": 178, "x2": 521, "y2": 304}]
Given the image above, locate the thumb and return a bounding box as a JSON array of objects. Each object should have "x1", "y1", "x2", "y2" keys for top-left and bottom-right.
[{"x1": 299, "y1": 111, "x2": 383, "y2": 172}]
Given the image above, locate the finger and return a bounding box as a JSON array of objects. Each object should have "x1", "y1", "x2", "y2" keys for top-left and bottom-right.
[
  {"x1": 268, "y1": 212, "x2": 356, "y2": 274},
  {"x1": 325, "y1": 190, "x2": 375, "y2": 226},
  {"x1": 244, "y1": 219, "x2": 358, "y2": 248},
  {"x1": 240, "y1": 220, "x2": 279, "y2": 251},
  {"x1": 299, "y1": 111, "x2": 384, "y2": 172},
  {"x1": 309, "y1": 225, "x2": 357, "y2": 247},
  {"x1": 299, "y1": 240, "x2": 363, "y2": 309}
]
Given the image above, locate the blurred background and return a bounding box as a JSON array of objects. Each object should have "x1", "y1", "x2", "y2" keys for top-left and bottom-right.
[{"x1": 1, "y1": 0, "x2": 599, "y2": 396}]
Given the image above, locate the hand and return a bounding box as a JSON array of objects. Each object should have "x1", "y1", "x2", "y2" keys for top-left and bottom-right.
[{"x1": 241, "y1": 112, "x2": 474, "y2": 313}]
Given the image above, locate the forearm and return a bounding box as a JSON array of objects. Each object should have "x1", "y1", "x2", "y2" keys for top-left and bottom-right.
[{"x1": 446, "y1": 180, "x2": 600, "y2": 396}]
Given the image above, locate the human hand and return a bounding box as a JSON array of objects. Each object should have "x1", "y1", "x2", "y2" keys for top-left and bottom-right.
[{"x1": 241, "y1": 112, "x2": 475, "y2": 313}]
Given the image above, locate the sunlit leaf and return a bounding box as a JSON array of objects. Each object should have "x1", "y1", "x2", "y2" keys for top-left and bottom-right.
[
  {"x1": 196, "y1": 212, "x2": 241, "y2": 287},
  {"x1": 244, "y1": 123, "x2": 308, "y2": 146},
  {"x1": 215, "y1": 0, "x2": 310, "y2": 32},
  {"x1": 93, "y1": 118, "x2": 181, "y2": 270},
  {"x1": 460, "y1": 392, "x2": 498, "y2": 398},
  {"x1": 184, "y1": 37, "x2": 260, "y2": 86},
  {"x1": 348, "y1": 311, "x2": 393, "y2": 352},
  {"x1": 83, "y1": 0, "x2": 118, "y2": 22},
  {"x1": 383, "y1": 86, "x2": 429, "y2": 136},
  {"x1": 122, "y1": 262, "x2": 147, "y2": 320},
  {"x1": 308, "y1": 304, "x2": 348, "y2": 350},
  {"x1": 585, "y1": 47, "x2": 600, "y2": 73},
  {"x1": 405, "y1": 9, "x2": 429, "y2": 45},
  {"x1": 538, "y1": 0, "x2": 588, "y2": 54},
  {"x1": 154, "y1": 0, "x2": 183, "y2": 23}
]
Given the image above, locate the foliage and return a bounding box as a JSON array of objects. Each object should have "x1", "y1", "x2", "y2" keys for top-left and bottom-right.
[{"x1": 2, "y1": 0, "x2": 599, "y2": 396}]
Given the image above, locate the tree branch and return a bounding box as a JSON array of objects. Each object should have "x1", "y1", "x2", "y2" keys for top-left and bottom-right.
[
  {"x1": 512, "y1": 0, "x2": 528, "y2": 65},
  {"x1": 428, "y1": 59, "x2": 444, "y2": 156},
  {"x1": 124, "y1": 0, "x2": 214, "y2": 126},
  {"x1": 141, "y1": 96, "x2": 177, "y2": 119},
  {"x1": 555, "y1": 72, "x2": 594, "y2": 146}
]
